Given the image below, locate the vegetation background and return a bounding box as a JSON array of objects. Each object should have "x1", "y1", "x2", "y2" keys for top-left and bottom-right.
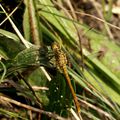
[{"x1": 0, "y1": 0, "x2": 120, "y2": 120}]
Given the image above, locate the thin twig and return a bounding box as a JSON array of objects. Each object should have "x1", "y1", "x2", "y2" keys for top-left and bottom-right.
[
  {"x1": 32, "y1": 86, "x2": 49, "y2": 91},
  {"x1": 89, "y1": 0, "x2": 114, "y2": 39},
  {"x1": 70, "y1": 108, "x2": 83, "y2": 120},
  {"x1": 0, "y1": 0, "x2": 23, "y2": 26},
  {"x1": 0, "y1": 4, "x2": 30, "y2": 48},
  {"x1": 39, "y1": 4, "x2": 120, "y2": 31},
  {"x1": 17, "y1": 72, "x2": 42, "y2": 107},
  {"x1": 28, "y1": 110, "x2": 33, "y2": 120},
  {"x1": 0, "y1": 95, "x2": 67, "y2": 120},
  {"x1": 80, "y1": 99, "x2": 116, "y2": 120},
  {"x1": 66, "y1": 0, "x2": 84, "y2": 71}
]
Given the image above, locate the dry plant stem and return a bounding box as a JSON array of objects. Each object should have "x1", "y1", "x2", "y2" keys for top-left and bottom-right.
[
  {"x1": 38, "y1": 113, "x2": 41, "y2": 120},
  {"x1": 89, "y1": 0, "x2": 114, "y2": 39},
  {"x1": 0, "y1": 95, "x2": 67, "y2": 120},
  {"x1": 52, "y1": 42, "x2": 80, "y2": 115},
  {"x1": 66, "y1": 0, "x2": 77, "y2": 20},
  {"x1": 42, "y1": 3, "x2": 120, "y2": 31},
  {"x1": 74, "y1": 11, "x2": 120, "y2": 31},
  {"x1": 28, "y1": 110, "x2": 33, "y2": 120},
  {"x1": 70, "y1": 108, "x2": 83, "y2": 120},
  {"x1": 84, "y1": 65, "x2": 117, "y2": 110},
  {"x1": 81, "y1": 76, "x2": 115, "y2": 110},
  {"x1": 28, "y1": 0, "x2": 41, "y2": 46},
  {"x1": 80, "y1": 100, "x2": 115, "y2": 120},
  {"x1": 40, "y1": 66, "x2": 51, "y2": 81},
  {"x1": 0, "y1": 4, "x2": 30, "y2": 48},
  {"x1": 32, "y1": 86, "x2": 49, "y2": 91},
  {"x1": 66, "y1": 0, "x2": 84, "y2": 71},
  {"x1": 28, "y1": 0, "x2": 51, "y2": 81},
  {"x1": 0, "y1": 1, "x2": 23, "y2": 26},
  {"x1": 17, "y1": 72, "x2": 42, "y2": 107}
]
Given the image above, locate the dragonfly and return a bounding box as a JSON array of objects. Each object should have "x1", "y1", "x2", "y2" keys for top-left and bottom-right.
[{"x1": 51, "y1": 42, "x2": 80, "y2": 114}]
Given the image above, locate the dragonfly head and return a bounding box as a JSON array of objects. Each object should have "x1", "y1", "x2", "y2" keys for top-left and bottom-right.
[{"x1": 51, "y1": 42, "x2": 60, "y2": 52}]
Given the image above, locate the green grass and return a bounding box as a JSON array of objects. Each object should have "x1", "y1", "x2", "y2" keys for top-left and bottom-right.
[{"x1": 0, "y1": 0, "x2": 120, "y2": 120}]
